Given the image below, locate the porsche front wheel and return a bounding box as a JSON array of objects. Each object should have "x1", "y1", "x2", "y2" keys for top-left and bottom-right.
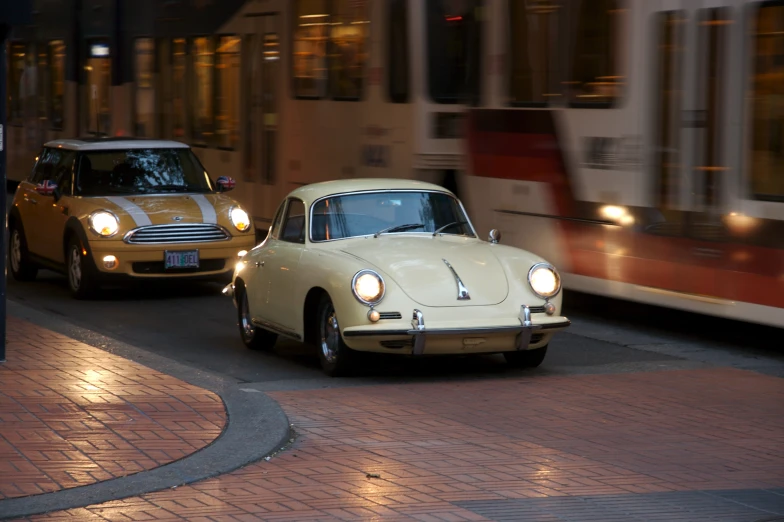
[
  {"x1": 317, "y1": 294, "x2": 356, "y2": 377},
  {"x1": 504, "y1": 345, "x2": 548, "y2": 368},
  {"x1": 238, "y1": 287, "x2": 277, "y2": 351}
]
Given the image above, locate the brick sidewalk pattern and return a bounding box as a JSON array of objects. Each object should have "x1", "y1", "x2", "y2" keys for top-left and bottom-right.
[
  {"x1": 22, "y1": 367, "x2": 784, "y2": 521},
  {"x1": 0, "y1": 317, "x2": 226, "y2": 500}
]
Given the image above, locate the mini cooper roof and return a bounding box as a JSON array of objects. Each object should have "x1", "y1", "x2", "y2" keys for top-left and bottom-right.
[
  {"x1": 288, "y1": 178, "x2": 455, "y2": 204},
  {"x1": 42, "y1": 137, "x2": 190, "y2": 151}
]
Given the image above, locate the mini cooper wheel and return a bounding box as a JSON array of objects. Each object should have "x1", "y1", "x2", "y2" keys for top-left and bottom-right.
[
  {"x1": 8, "y1": 222, "x2": 38, "y2": 281},
  {"x1": 66, "y1": 236, "x2": 98, "y2": 299},
  {"x1": 317, "y1": 294, "x2": 356, "y2": 377},
  {"x1": 504, "y1": 345, "x2": 548, "y2": 368},
  {"x1": 238, "y1": 286, "x2": 277, "y2": 350}
]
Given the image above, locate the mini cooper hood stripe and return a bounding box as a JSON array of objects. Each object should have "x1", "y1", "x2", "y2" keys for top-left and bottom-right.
[
  {"x1": 103, "y1": 194, "x2": 220, "y2": 227},
  {"x1": 191, "y1": 195, "x2": 218, "y2": 224},
  {"x1": 105, "y1": 197, "x2": 153, "y2": 227}
]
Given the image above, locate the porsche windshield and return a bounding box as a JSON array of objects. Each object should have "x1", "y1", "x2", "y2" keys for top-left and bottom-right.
[
  {"x1": 74, "y1": 148, "x2": 214, "y2": 196},
  {"x1": 310, "y1": 191, "x2": 475, "y2": 241}
]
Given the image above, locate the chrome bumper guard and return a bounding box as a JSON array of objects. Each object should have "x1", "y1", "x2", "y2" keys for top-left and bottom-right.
[{"x1": 409, "y1": 305, "x2": 547, "y2": 356}]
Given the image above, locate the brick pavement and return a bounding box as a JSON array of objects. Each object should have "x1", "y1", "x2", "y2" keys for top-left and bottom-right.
[
  {"x1": 19, "y1": 366, "x2": 784, "y2": 521},
  {"x1": 0, "y1": 317, "x2": 226, "y2": 500}
]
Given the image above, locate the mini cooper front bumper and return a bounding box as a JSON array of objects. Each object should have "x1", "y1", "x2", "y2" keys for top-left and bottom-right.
[{"x1": 342, "y1": 305, "x2": 571, "y2": 355}]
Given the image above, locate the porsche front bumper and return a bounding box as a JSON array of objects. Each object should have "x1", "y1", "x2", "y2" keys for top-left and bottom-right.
[{"x1": 342, "y1": 305, "x2": 570, "y2": 355}]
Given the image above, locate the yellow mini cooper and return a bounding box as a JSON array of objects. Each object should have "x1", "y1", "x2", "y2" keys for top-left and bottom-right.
[{"x1": 8, "y1": 138, "x2": 255, "y2": 298}]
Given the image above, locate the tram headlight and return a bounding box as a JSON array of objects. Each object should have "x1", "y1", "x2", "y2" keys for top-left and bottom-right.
[{"x1": 528, "y1": 262, "x2": 561, "y2": 299}]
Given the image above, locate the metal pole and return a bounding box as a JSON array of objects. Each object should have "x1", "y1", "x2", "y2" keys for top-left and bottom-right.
[{"x1": 0, "y1": 23, "x2": 10, "y2": 363}]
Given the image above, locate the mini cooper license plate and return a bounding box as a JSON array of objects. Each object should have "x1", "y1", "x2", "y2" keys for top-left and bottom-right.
[{"x1": 164, "y1": 250, "x2": 199, "y2": 269}]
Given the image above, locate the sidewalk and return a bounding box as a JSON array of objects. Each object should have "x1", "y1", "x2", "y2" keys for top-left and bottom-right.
[
  {"x1": 2, "y1": 316, "x2": 784, "y2": 521},
  {"x1": 0, "y1": 316, "x2": 226, "y2": 499}
]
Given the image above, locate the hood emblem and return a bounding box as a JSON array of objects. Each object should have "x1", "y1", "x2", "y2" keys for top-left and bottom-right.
[
  {"x1": 172, "y1": 216, "x2": 183, "y2": 221},
  {"x1": 442, "y1": 259, "x2": 471, "y2": 300}
]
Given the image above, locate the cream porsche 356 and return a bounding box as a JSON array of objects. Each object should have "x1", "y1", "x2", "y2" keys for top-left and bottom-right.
[
  {"x1": 9, "y1": 138, "x2": 255, "y2": 298},
  {"x1": 225, "y1": 179, "x2": 570, "y2": 376}
]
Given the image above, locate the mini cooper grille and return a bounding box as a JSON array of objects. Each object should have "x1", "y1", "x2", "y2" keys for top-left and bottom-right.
[
  {"x1": 124, "y1": 224, "x2": 230, "y2": 244},
  {"x1": 379, "y1": 312, "x2": 402, "y2": 320}
]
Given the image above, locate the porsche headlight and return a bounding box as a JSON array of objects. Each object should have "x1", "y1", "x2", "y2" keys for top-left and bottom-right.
[
  {"x1": 352, "y1": 269, "x2": 385, "y2": 305},
  {"x1": 230, "y1": 207, "x2": 251, "y2": 232},
  {"x1": 528, "y1": 262, "x2": 561, "y2": 299},
  {"x1": 88, "y1": 211, "x2": 119, "y2": 237}
]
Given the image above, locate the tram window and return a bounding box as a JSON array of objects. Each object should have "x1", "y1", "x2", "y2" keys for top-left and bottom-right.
[
  {"x1": 8, "y1": 43, "x2": 25, "y2": 124},
  {"x1": 749, "y1": 1, "x2": 784, "y2": 201},
  {"x1": 49, "y1": 41, "x2": 65, "y2": 130},
  {"x1": 387, "y1": 0, "x2": 409, "y2": 103},
  {"x1": 172, "y1": 39, "x2": 187, "y2": 140},
  {"x1": 651, "y1": 11, "x2": 685, "y2": 210},
  {"x1": 426, "y1": 0, "x2": 482, "y2": 105},
  {"x1": 85, "y1": 41, "x2": 111, "y2": 136},
  {"x1": 215, "y1": 35, "x2": 241, "y2": 149},
  {"x1": 508, "y1": 0, "x2": 563, "y2": 106},
  {"x1": 292, "y1": 0, "x2": 330, "y2": 99},
  {"x1": 134, "y1": 38, "x2": 155, "y2": 137},
  {"x1": 191, "y1": 37, "x2": 215, "y2": 146},
  {"x1": 330, "y1": 0, "x2": 369, "y2": 100},
  {"x1": 568, "y1": 0, "x2": 623, "y2": 107}
]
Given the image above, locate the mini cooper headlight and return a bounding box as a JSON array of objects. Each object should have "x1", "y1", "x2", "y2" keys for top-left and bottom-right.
[
  {"x1": 528, "y1": 262, "x2": 561, "y2": 299},
  {"x1": 89, "y1": 211, "x2": 119, "y2": 237},
  {"x1": 230, "y1": 207, "x2": 251, "y2": 232},
  {"x1": 352, "y1": 269, "x2": 385, "y2": 305}
]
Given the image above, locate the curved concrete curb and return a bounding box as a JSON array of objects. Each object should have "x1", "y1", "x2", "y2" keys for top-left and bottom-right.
[{"x1": 0, "y1": 300, "x2": 292, "y2": 520}]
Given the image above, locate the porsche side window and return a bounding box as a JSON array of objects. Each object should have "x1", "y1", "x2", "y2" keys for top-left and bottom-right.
[
  {"x1": 270, "y1": 202, "x2": 286, "y2": 239},
  {"x1": 280, "y1": 199, "x2": 306, "y2": 244}
]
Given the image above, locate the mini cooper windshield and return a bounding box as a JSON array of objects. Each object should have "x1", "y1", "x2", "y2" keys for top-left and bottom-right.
[
  {"x1": 74, "y1": 148, "x2": 215, "y2": 196},
  {"x1": 311, "y1": 191, "x2": 475, "y2": 241}
]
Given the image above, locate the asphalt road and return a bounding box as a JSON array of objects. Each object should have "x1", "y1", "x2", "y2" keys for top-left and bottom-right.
[{"x1": 8, "y1": 265, "x2": 784, "y2": 390}]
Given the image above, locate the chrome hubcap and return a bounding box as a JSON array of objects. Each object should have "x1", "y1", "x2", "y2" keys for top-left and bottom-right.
[
  {"x1": 10, "y1": 231, "x2": 21, "y2": 273},
  {"x1": 320, "y1": 305, "x2": 340, "y2": 364},
  {"x1": 240, "y1": 292, "x2": 255, "y2": 340},
  {"x1": 68, "y1": 246, "x2": 82, "y2": 290}
]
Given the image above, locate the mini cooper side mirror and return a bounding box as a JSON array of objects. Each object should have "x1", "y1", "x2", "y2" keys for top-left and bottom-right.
[
  {"x1": 489, "y1": 229, "x2": 501, "y2": 244},
  {"x1": 216, "y1": 176, "x2": 236, "y2": 192},
  {"x1": 35, "y1": 181, "x2": 58, "y2": 198}
]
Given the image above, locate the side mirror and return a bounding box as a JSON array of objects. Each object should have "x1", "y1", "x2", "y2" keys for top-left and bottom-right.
[
  {"x1": 488, "y1": 229, "x2": 501, "y2": 244},
  {"x1": 216, "y1": 176, "x2": 236, "y2": 192},
  {"x1": 35, "y1": 180, "x2": 58, "y2": 197}
]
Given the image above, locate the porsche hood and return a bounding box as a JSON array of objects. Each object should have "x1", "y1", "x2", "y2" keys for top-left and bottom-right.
[{"x1": 340, "y1": 237, "x2": 509, "y2": 307}]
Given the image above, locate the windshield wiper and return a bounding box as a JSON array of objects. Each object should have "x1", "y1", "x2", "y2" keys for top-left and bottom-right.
[
  {"x1": 374, "y1": 223, "x2": 425, "y2": 238},
  {"x1": 433, "y1": 221, "x2": 469, "y2": 236}
]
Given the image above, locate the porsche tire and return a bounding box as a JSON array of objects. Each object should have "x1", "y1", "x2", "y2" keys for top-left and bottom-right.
[
  {"x1": 8, "y1": 222, "x2": 38, "y2": 282},
  {"x1": 504, "y1": 345, "x2": 548, "y2": 368},
  {"x1": 238, "y1": 286, "x2": 277, "y2": 351},
  {"x1": 316, "y1": 294, "x2": 356, "y2": 377}
]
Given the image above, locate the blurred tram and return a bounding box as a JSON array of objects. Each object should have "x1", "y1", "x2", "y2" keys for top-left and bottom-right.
[{"x1": 5, "y1": 0, "x2": 783, "y2": 327}]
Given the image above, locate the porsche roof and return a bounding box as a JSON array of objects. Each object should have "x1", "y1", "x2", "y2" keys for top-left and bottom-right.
[
  {"x1": 43, "y1": 137, "x2": 190, "y2": 151},
  {"x1": 287, "y1": 178, "x2": 454, "y2": 203}
]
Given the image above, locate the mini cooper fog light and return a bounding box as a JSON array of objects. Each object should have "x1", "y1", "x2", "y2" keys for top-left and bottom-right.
[
  {"x1": 103, "y1": 255, "x2": 118, "y2": 270},
  {"x1": 544, "y1": 302, "x2": 556, "y2": 315},
  {"x1": 368, "y1": 309, "x2": 380, "y2": 323}
]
